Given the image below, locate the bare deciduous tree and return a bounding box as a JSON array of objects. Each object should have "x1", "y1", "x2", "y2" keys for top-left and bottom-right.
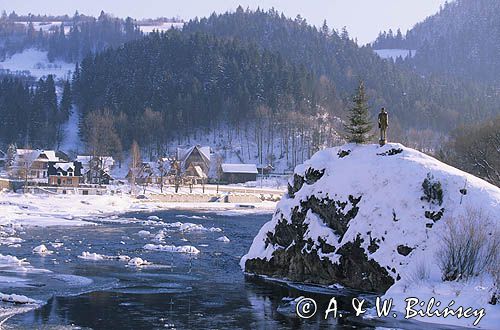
[
  {"x1": 441, "y1": 116, "x2": 500, "y2": 187},
  {"x1": 438, "y1": 208, "x2": 499, "y2": 281}
]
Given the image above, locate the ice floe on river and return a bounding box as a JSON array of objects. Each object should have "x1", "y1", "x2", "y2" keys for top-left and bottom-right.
[
  {"x1": 143, "y1": 243, "x2": 200, "y2": 254},
  {"x1": 32, "y1": 244, "x2": 53, "y2": 255},
  {"x1": 78, "y1": 251, "x2": 131, "y2": 262}
]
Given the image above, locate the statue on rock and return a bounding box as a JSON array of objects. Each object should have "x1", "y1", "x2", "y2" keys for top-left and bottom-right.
[{"x1": 378, "y1": 107, "x2": 388, "y2": 146}]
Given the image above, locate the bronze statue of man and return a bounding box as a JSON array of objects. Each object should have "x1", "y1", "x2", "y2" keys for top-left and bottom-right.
[{"x1": 378, "y1": 107, "x2": 388, "y2": 146}]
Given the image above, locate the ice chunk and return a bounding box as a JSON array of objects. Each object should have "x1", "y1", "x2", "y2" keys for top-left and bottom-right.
[
  {"x1": 137, "y1": 230, "x2": 151, "y2": 237},
  {"x1": 217, "y1": 236, "x2": 230, "y2": 243},
  {"x1": 127, "y1": 257, "x2": 151, "y2": 267},
  {"x1": 0, "y1": 292, "x2": 37, "y2": 304},
  {"x1": 32, "y1": 244, "x2": 53, "y2": 255},
  {"x1": 143, "y1": 243, "x2": 200, "y2": 254}
]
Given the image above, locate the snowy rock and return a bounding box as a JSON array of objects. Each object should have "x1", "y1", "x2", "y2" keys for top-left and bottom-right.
[
  {"x1": 241, "y1": 143, "x2": 500, "y2": 295},
  {"x1": 147, "y1": 215, "x2": 161, "y2": 221}
]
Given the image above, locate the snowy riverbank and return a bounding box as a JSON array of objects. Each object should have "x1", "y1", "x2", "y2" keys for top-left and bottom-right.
[{"x1": 0, "y1": 191, "x2": 277, "y2": 228}]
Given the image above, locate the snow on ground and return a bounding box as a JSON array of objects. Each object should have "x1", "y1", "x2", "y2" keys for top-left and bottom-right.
[
  {"x1": 0, "y1": 190, "x2": 277, "y2": 228},
  {"x1": 59, "y1": 105, "x2": 83, "y2": 155},
  {"x1": 229, "y1": 176, "x2": 289, "y2": 190},
  {"x1": 0, "y1": 192, "x2": 134, "y2": 228},
  {"x1": 139, "y1": 22, "x2": 184, "y2": 33},
  {"x1": 17, "y1": 21, "x2": 67, "y2": 33},
  {"x1": 242, "y1": 143, "x2": 500, "y2": 329},
  {"x1": 0, "y1": 48, "x2": 74, "y2": 79},
  {"x1": 374, "y1": 49, "x2": 417, "y2": 60}
]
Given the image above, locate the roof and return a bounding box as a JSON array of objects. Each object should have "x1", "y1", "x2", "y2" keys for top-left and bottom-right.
[
  {"x1": 177, "y1": 145, "x2": 211, "y2": 163},
  {"x1": 76, "y1": 155, "x2": 115, "y2": 165},
  {"x1": 221, "y1": 163, "x2": 258, "y2": 174},
  {"x1": 54, "y1": 162, "x2": 74, "y2": 172},
  {"x1": 16, "y1": 149, "x2": 59, "y2": 162}
]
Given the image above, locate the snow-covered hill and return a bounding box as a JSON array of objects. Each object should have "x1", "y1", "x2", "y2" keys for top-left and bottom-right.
[
  {"x1": 0, "y1": 48, "x2": 74, "y2": 79},
  {"x1": 374, "y1": 48, "x2": 416, "y2": 60},
  {"x1": 241, "y1": 143, "x2": 499, "y2": 328}
]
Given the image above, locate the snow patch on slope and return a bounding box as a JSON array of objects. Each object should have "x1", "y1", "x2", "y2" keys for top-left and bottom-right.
[{"x1": 0, "y1": 48, "x2": 73, "y2": 79}]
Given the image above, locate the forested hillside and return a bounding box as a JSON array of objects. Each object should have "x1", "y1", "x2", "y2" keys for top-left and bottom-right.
[
  {"x1": 372, "y1": 0, "x2": 500, "y2": 85},
  {"x1": 182, "y1": 7, "x2": 499, "y2": 133},
  {"x1": 2, "y1": 6, "x2": 499, "y2": 173},
  {"x1": 0, "y1": 11, "x2": 142, "y2": 62},
  {"x1": 0, "y1": 75, "x2": 71, "y2": 147},
  {"x1": 72, "y1": 30, "x2": 335, "y2": 163}
]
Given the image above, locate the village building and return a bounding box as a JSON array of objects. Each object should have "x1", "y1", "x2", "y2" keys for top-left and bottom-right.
[
  {"x1": 184, "y1": 163, "x2": 208, "y2": 185},
  {"x1": 15, "y1": 149, "x2": 60, "y2": 180},
  {"x1": 221, "y1": 163, "x2": 258, "y2": 184},
  {"x1": 257, "y1": 164, "x2": 275, "y2": 175},
  {"x1": 76, "y1": 155, "x2": 115, "y2": 184},
  {"x1": 177, "y1": 145, "x2": 211, "y2": 181},
  {"x1": 127, "y1": 160, "x2": 173, "y2": 186},
  {"x1": 47, "y1": 161, "x2": 83, "y2": 187}
]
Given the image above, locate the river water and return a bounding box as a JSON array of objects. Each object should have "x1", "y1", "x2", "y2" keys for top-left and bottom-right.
[{"x1": 0, "y1": 210, "x2": 460, "y2": 329}]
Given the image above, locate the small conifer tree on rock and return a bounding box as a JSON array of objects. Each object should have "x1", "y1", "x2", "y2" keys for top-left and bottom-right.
[{"x1": 344, "y1": 80, "x2": 373, "y2": 143}]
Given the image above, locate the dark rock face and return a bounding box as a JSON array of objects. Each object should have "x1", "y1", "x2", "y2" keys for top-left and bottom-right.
[
  {"x1": 377, "y1": 148, "x2": 403, "y2": 156},
  {"x1": 246, "y1": 235, "x2": 394, "y2": 293},
  {"x1": 246, "y1": 195, "x2": 395, "y2": 293},
  {"x1": 397, "y1": 245, "x2": 414, "y2": 256},
  {"x1": 287, "y1": 174, "x2": 304, "y2": 198},
  {"x1": 425, "y1": 208, "x2": 445, "y2": 221},
  {"x1": 337, "y1": 149, "x2": 351, "y2": 158},
  {"x1": 304, "y1": 167, "x2": 325, "y2": 185}
]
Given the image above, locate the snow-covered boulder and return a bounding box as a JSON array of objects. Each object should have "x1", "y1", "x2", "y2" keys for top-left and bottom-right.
[{"x1": 241, "y1": 143, "x2": 500, "y2": 296}]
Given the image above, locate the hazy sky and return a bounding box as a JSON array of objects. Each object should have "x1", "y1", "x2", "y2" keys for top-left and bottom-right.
[{"x1": 0, "y1": 0, "x2": 449, "y2": 44}]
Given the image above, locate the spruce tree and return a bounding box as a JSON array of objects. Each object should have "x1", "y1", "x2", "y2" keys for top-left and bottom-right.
[
  {"x1": 344, "y1": 80, "x2": 372, "y2": 144},
  {"x1": 59, "y1": 80, "x2": 72, "y2": 120}
]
